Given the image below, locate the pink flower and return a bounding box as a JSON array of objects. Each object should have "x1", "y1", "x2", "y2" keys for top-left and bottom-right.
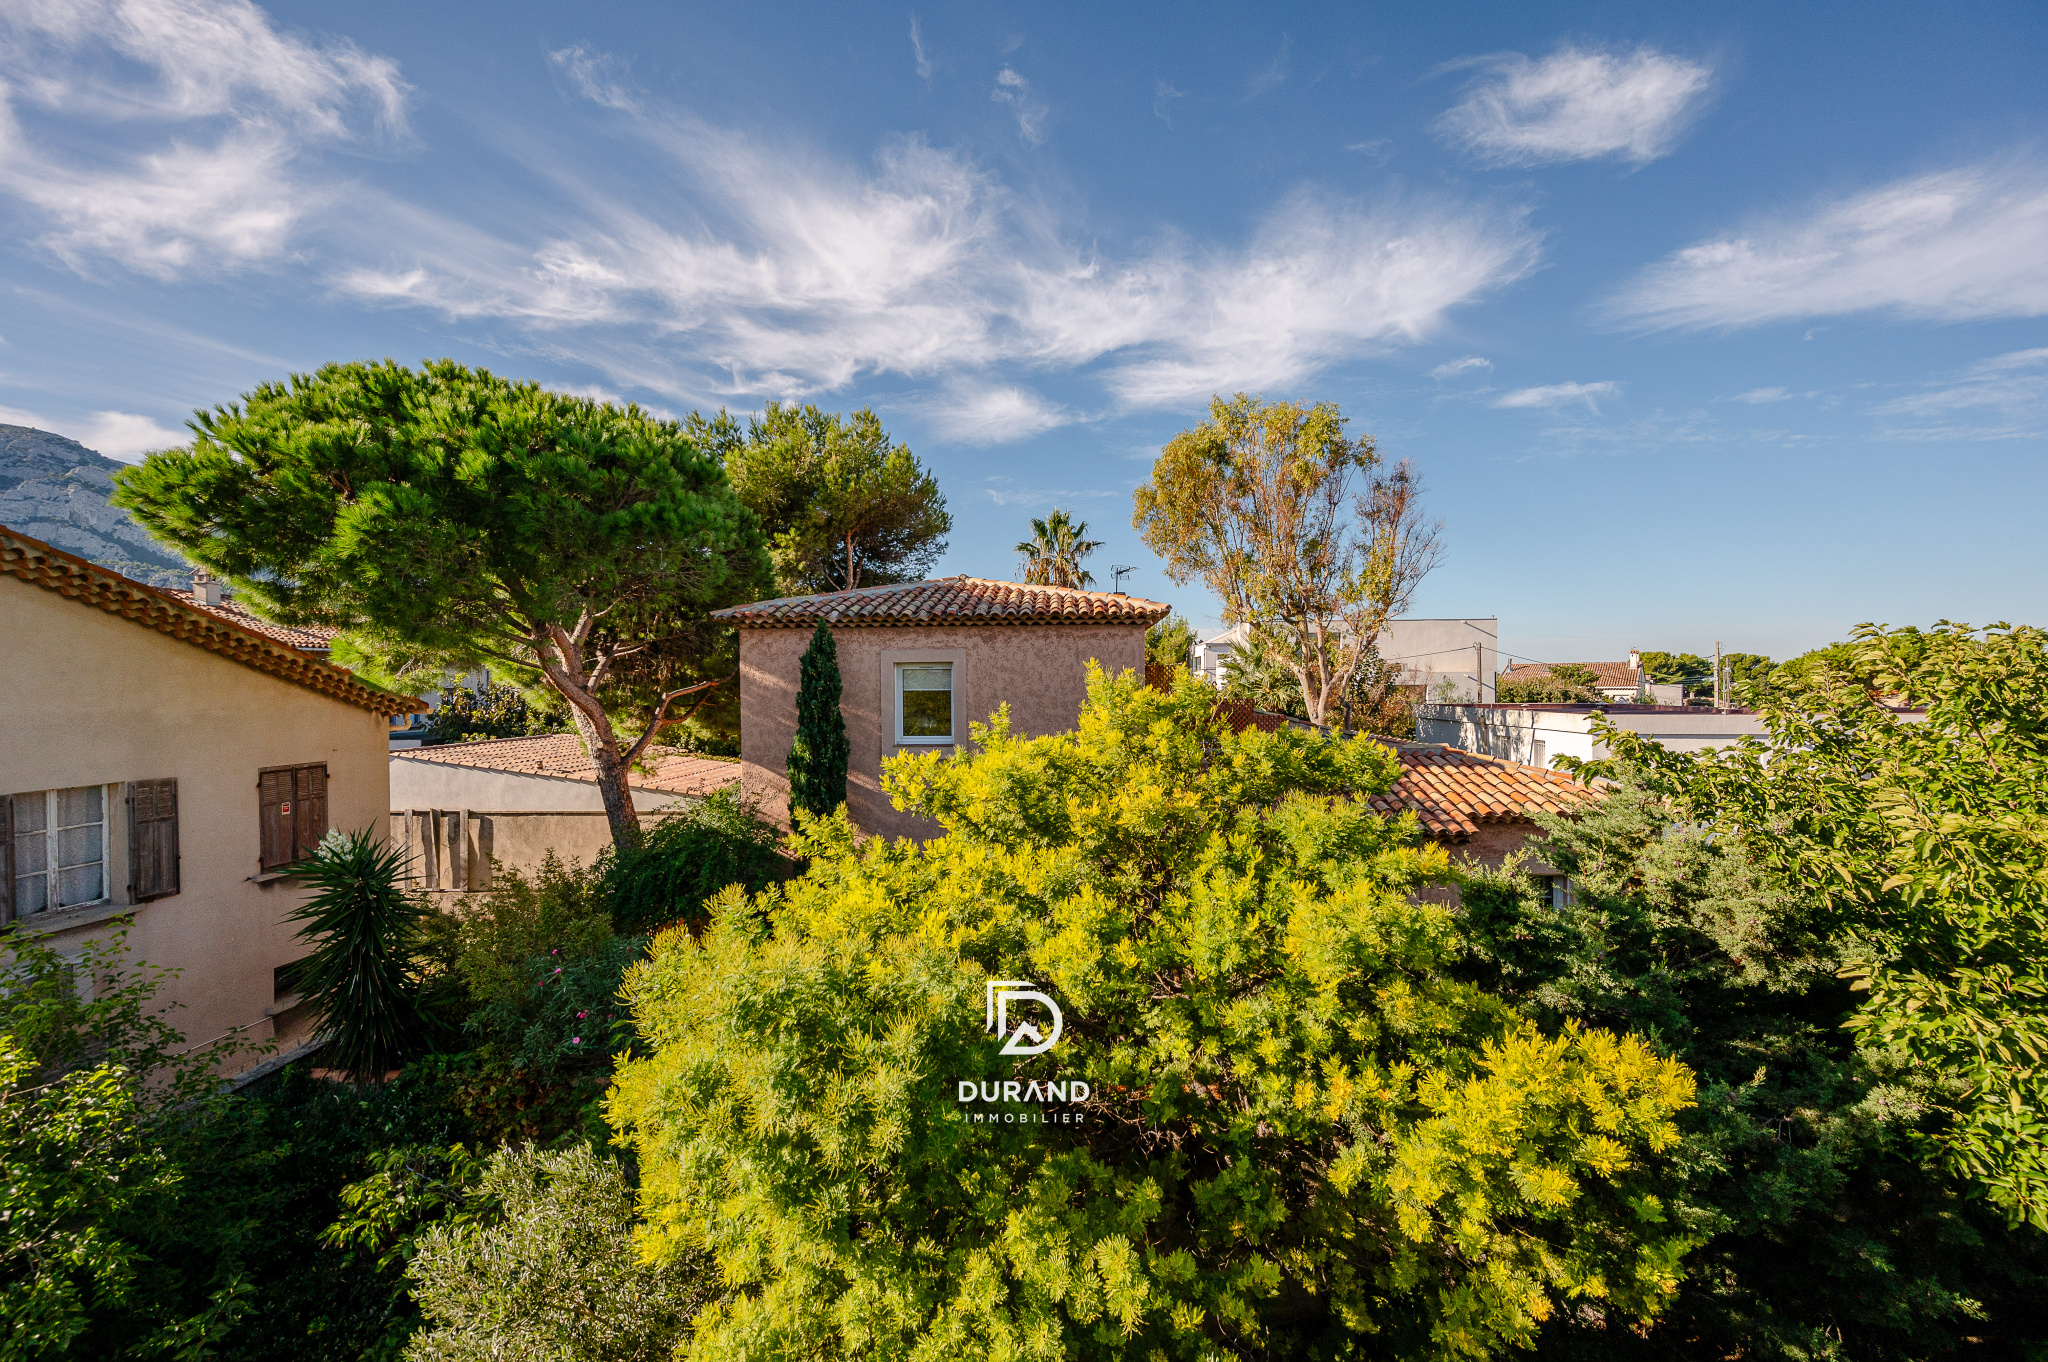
[
  {"x1": 577, "y1": 1011, "x2": 587, "y2": 1019},
  {"x1": 571, "y1": 1037, "x2": 583, "y2": 1045}
]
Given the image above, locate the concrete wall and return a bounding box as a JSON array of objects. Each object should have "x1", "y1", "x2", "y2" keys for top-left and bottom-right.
[
  {"x1": 737, "y1": 621, "x2": 1148, "y2": 840},
  {"x1": 1, "y1": 573, "x2": 391, "y2": 1071},
  {"x1": 1416, "y1": 703, "x2": 1768, "y2": 765},
  {"x1": 388, "y1": 757, "x2": 685, "y2": 813},
  {"x1": 388, "y1": 807, "x2": 628, "y2": 887}
]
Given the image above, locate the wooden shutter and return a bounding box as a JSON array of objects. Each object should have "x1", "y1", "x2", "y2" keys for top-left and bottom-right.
[
  {"x1": 294, "y1": 765, "x2": 328, "y2": 862},
  {"x1": 259, "y1": 767, "x2": 292, "y2": 871},
  {"x1": 1, "y1": 795, "x2": 13, "y2": 926},
  {"x1": 127, "y1": 778, "x2": 181, "y2": 902}
]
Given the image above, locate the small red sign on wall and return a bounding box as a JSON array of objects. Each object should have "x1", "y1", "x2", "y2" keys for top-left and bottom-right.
[{"x1": 280, "y1": 802, "x2": 292, "y2": 815}]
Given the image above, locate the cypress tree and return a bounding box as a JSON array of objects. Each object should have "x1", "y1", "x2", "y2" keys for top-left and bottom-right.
[{"x1": 786, "y1": 619, "x2": 849, "y2": 819}]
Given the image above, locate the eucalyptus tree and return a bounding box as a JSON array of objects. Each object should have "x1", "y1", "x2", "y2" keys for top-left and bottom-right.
[{"x1": 1133, "y1": 393, "x2": 1442, "y2": 728}]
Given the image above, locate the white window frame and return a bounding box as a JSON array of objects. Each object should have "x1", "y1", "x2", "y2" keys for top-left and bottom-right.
[
  {"x1": 11, "y1": 785, "x2": 112, "y2": 917},
  {"x1": 894, "y1": 661, "x2": 956, "y2": 746}
]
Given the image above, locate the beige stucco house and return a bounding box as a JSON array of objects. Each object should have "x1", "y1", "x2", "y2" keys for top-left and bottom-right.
[
  {"x1": 388, "y1": 733, "x2": 740, "y2": 886},
  {"x1": 713, "y1": 576, "x2": 1169, "y2": 840},
  {"x1": 1, "y1": 525, "x2": 424, "y2": 1076}
]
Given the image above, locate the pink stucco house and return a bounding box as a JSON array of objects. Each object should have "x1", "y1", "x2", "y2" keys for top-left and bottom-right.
[{"x1": 711, "y1": 576, "x2": 1169, "y2": 839}]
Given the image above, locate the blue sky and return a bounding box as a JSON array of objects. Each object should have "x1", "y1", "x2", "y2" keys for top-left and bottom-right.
[{"x1": 2, "y1": 0, "x2": 2044, "y2": 666}]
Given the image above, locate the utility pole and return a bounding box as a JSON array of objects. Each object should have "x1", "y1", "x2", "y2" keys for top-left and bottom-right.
[
  {"x1": 1474, "y1": 642, "x2": 1484, "y2": 702},
  {"x1": 1714, "y1": 640, "x2": 1723, "y2": 710}
]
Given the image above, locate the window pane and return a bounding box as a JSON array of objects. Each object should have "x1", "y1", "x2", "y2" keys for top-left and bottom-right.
[
  {"x1": 58, "y1": 863, "x2": 103, "y2": 908},
  {"x1": 902, "y1": 689, "x2": 952, "y2": 738},
  {"x1": 15, "y1": 832, "x2": 47, "y2": 875},
  {"x1": 57, "y1": 785, "x2": 102, "y2": 828},
  {"x1": 57, "y1": 824, "x2": 101, "y2": 870},
  {"x1": 12, "y1": 792, "x2": 46, "y2": 834},
  {"x1": 15, "y1": 874, "x2": 47, "y2": 915},
  {"x1": 900, "y1": 666, "x2": 951, "y2": 691}
]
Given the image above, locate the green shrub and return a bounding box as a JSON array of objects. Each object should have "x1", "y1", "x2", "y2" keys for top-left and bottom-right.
[
  {"x1": 0, "y1": 928, "x2": 239, "y2": 1358},
  {"x1": 404, "y1": 1143, "x2": 714, "y2": 1362},
  {"x1": 1459, "y1": 775, "x2": 2048, "y2": 1360},
  {"x1": 453, "y1": 854, "x2": 612, "y2": 1009},
  {"x1": 1496, "y1": 673, "x2": 1601, "y2": 704},
  {"x1": 468, "y1": 935, "x2": 645, "y2": 1077},
  {"x1": 601, "y1": 787, "x2": 784, "y2": 936},
  {"x1": 610, "y1": 669, "x2": 1700, "y2": 1359}
]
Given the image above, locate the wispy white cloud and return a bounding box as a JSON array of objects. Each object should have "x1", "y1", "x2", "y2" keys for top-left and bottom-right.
[
  {"x1": 1434, "y1": 44, "x2": 1710, "y2": 168},
  {"x1": 1153, "y1": 79, "x2": 1185, "y2": 125},
  {"x1": 1429, "y1": 355, "x2": 1491, "y2": 379},
  {"x1": 0, "y1": 0, "x2": 408, "y2": 277},
  {"x1": 909, "y1": 15, "x2": 932, "y2": 82},
  {"x1": 546, "y1": 44, "x2": 637, "y2": 111},
  {"x1": 1050, "y1": 191, "x2": 1541, "y2": 408},
  {"x1": 1494, "y1": 380, "x2": 1619, "y2": 412},
  {"x1": 1731, "y1": 386, "x2": 1791, "y2": 403},
  {"x1": 1244, "y1": 35, "x2": 1290, "y2": 101},
  {"x1": 1875, "y1": 347, "x2": 2048, "y2": 441},
  {"x1": 0, "y1": 402, "x2": 46, "y2": 427},
  {"x1": 337, "y1": 97, "x2": 1540, "y2": 412},
  {"x1": 1605, "y1": 160, "x2": 2048, "y2": 330},
  {"x1": 920, "y1": 381, "x2": 1071, "y2": 443},
  {"x1": 1345, "y1": 138, "x2": 1392, "y2": 165},
  {"x1": 982, "y1": 475, "x2": 1121, "y2": 509},
  {"x1": 990, "y1": 66, "x2": 1047, "y2": 146}
]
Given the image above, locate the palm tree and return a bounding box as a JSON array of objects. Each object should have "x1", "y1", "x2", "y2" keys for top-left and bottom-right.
[{"x1": 1015, "y1": 508, "x2": 1104, "y2": 589}]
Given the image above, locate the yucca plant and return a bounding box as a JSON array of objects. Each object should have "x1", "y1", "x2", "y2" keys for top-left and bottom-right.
[{"x1": 287, "y1": 829, "x2": 434, "y2": 1082}]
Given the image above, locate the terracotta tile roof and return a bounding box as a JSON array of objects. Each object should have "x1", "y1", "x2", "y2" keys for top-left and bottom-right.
[
  {"x1": 394, "y1": 732, "x2": 741, "y2": 797},
  {"x1": 1501, "y1": 661, "x2": 1641, "y2": 690},
  {"x1": 1, "y1": 523, "x2": 425, "y2": 717},
  {"x1": 711, "y1": 575, "x2": 1171, "y2": 628},
  {"x1": 1369, "y1": 740, "x2": 1606, "y2": 839},
  {"x1": 165, "y1": 590, "x2": 338, "y2": 653}
]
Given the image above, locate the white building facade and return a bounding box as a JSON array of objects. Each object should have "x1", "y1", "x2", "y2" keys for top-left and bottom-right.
[
  {"x1": 1415, "y1": 703, "x2": 1768, "y2": 769},
  {"x1": 1191, "y1": 618, "x2": 1500, "y2": 701}
]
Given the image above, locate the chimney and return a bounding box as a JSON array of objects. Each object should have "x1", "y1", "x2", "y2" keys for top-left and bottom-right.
[{"x1": 191, "y1": 569, "x2": 222, "y2": 608}]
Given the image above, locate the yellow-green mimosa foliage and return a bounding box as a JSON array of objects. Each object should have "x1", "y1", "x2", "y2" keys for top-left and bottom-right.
[{"x1": 608, "y1": 667, "x2": 1698, "y2": 1360}]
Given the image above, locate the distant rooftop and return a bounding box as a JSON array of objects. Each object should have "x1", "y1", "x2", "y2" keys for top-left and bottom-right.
[
  {"x1": 1372, "y1": 740, "x2": 1606, "y2": 838},
  {"x1": 165, "y1": 588, "x2": 338, "y2": 654},
  {"x1": 1500, "y1": 661, "x2": 1642, "y2": 690},
  {"x1": 393, "y1": 732, "x2": 739, "y2": 797}
]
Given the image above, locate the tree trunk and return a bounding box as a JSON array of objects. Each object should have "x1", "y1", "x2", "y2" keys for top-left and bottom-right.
[
  {"x1": 529, "y1": 624, "x2": 643, "y2": 849},
  {"x1": 564, "y1": 702, "x2": 643, "y2": 848}
]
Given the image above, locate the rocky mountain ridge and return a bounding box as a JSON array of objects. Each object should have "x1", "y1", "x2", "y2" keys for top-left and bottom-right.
[{"x1": 0, "y1": 424, "x2": 191, "y2": 588}]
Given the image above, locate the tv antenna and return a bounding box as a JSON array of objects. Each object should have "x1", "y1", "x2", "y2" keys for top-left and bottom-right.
[{"x1": 1109, "y1": 564, "x2": 1137, "y2": 593}]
